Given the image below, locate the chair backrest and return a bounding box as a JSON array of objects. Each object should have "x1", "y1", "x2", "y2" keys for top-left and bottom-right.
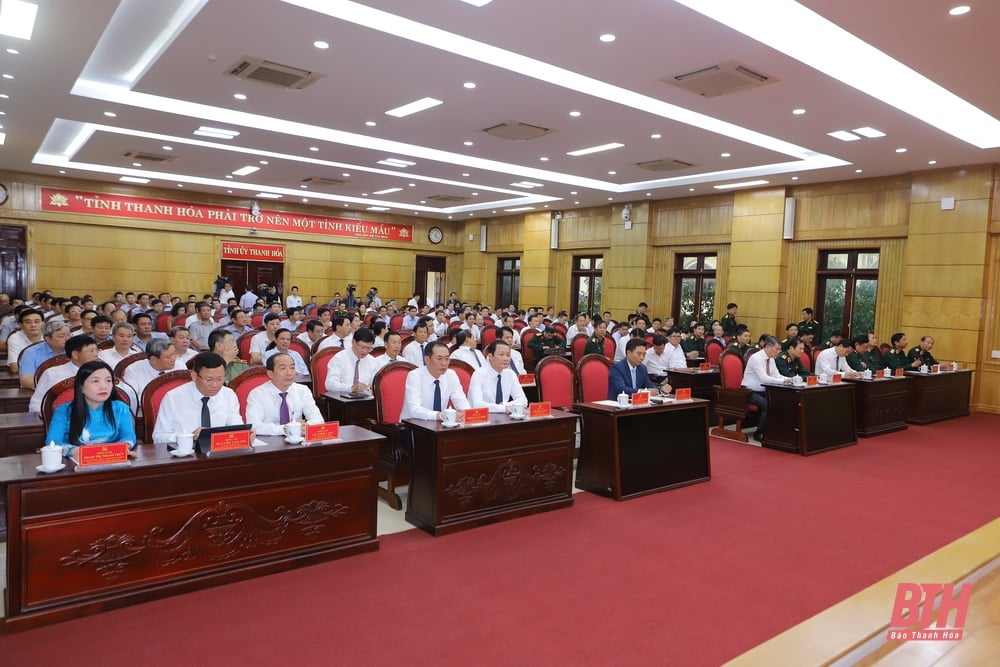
[
  {"x1": 551, "y1": 322, "x2": 568, "y2": 338},
  {"x1": 512, "y1": 319, "x2": 527, "y2": 331},
  {"x1": 718, "y1": 349, "x2": 746, "y2": 389},
  {"x1": 251, "y1": 313, "x2": 264, "y2": 328},
  {"x1": 601, "y1": 336, "x2": 616, "y2": 360},
  {"x1": 288, "y1": 337, "x2": 311, "y2": 366},
  {"x1": 97, "y1": 339, "x2": 115, "y2": 350},
  {"x1": 35, "y1": 353, "x2": 69, "y2": 386},
  {"x1": 310, "y1": 346, "x2": 341, "y2": 400},
  {"x1": 156, "y1": 312, "x2": 173, "y2": 333},
  {"x1": 534, "y1": 355, "x2": 576, "y2": 410},
  {"x1": 173, "y1": 314, "x2": 188, "y2": 327},
  {"x1": 237, "y1": 331, "x2": 256, "y2": 363},
  {"x1": 448, "y1": 359, "x2": 475, "y2": 395},
  {"x1": 40, "y1": 376, "x2": 76, "y2": 433},
  {"x1": 570, "y1": 334, "x2": 589, "y2": 364},
  {"x1": 800, "y1": 349, "x2": 812, "y2": 373},
  {"x1": 229, "y1": 366, "x2": 271, "y2": 420},
  {"x1": 140, "y1": 369, "x2": 192, "y2": 443},
  {"x1": 389, "y1": 314, "x2": 404, "y2": 332},
  {"x1": 811, "y1": 346, "x2": 823, "y2": 368},
  {"x1": 706, "y1": 339, "x2": 724, "y2": 366},
  {"x1": 372, "y1": 362, "x2": 416, "y2": 425},
  {"x1": 17, "y1": 340, "x2": 43, "y2": 366},
  {"x1": 745, "y1": 347, "x2": 760, "y2": 363},
  {"x1": 480, "y1": 325, "x2": 499, "y2": 349},
  {"x1": 114, "y1": 351, "x2": 147, "y2": 380},
  {"x1": 576, "y1": 353, "x2": 611, "y2": 403},
  {"x1": 447, "y1": 320, "x2": 463, "y2": 335},
  {"x1": 644, "y1": 333, "x2": 655, "y2": 347},
  {"x1": 520, "y1": 329, "x2": 537, "y2": 357}
]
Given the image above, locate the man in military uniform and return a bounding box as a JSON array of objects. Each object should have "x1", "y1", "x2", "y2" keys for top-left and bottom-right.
[
  {"x1": 861, "y1": 333, "x2": 886, "y2": 371},
  {"x1": 883, "y1": 332, "x2": 917, "y2": 371},
  {"x1": 728, "y1": 325, "x2": 752, "y2": 356},
  {"x1": 907, "y1": 335, "x2": 938, "y2": 367},
  {"x1": 798, "y1": 307, "x2": 822, "y2": 343},
  {"x1": 775, "y1": 338, "x2": 812, "y2": 379},
  {"x1": 819, "y1": 330, "x2": 843, "y2": 350},
  {"x1": 681, "y1": 321, "x2": 706, "y2": 359},
  {"x1": 844, "y1": 334, "x2": 869, "y2": 371},
  {"x1": 780, "y1": 322, "x2": 799, "y2": 346},
  {"x1": 799, "y1": 326, "x2": 817, "y2": 360},
  {"x1": 720, "y1": 303, "x2": 739, "y2": 337}
]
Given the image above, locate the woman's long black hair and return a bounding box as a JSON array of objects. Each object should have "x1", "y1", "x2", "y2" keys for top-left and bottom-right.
[{"x1": 68, "y1": 360, "x2": 121, "y2": 445}]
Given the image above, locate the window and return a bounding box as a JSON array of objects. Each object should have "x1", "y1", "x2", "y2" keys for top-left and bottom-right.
[
  {"x1": 673, "y1": 254, "x2": 716, "y2": 328},
  {"x1": 816, "y1": 249, "x2": 879, "y2": 340},
  {"x1": 495, "y1": 257, "x2": 521, "y2": 308},
  {"x1": 571, "y1": 255, "x2": 603, "y2": 315}
]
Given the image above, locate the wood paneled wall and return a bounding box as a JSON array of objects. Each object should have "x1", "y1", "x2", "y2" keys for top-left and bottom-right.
[{"x1": 790, "y1": 175, "x2": 911, "y2": 240}]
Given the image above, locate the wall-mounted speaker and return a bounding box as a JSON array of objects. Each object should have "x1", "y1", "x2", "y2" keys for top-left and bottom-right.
[
  {"x1": 550, "y1": 217, "x2": 559, "y2": 249},
  {"x1": 480, "y1": 223, "x2": 487, "y2": 252},
  {"x1": 783, "y1": 196, "x2": 796, "y2": 240}
]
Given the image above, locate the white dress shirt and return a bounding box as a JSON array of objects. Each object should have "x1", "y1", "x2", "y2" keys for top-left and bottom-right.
[
  {"x1": 285, "y1": 294, "x2": 303, "y2": 308},
  {"x1": 566, "y1": 323, "x2": 594, "y2": 340},
  {"x1": 401, "y1": 367, "x2": 470, "y2": 420},
  {"x1": 664, "y1": 342, "x2": 688, "y2": 370},
  {"x1": 6, "y1": 331, "x2": 37, "y2": 367},
  {"x1": 814, "y1": 347, "x2": 846, "y2": 377},
  {"x1": 741, "y1": 351, "x2": 785, "y2": 392},
  {"x1": 29, "y1": 361, "x2": 78, "y2": 412},
  {"x1": 325, "y1": 348, "x2": 381, "y2": 393},
  {"x1": 507, "y1": 349, "x2": 526, "y2": 375},
  {"x1": 317, "y1": 332, "x2": 352, "y2": 352},
  {"x1": 152, "y1": 382, "x2": 243, "y2": 443},
  {"x1": 263, "y1": 348, "x2": 308, "y2": 375},
  {"x1": 123, "y1": 358, "x2": 187, "y2": 406},
  {"x1": 450, "y1": 345, "x2": 486, "y2": 368},
  {"x1": 643, "y1": 348, "x2": 673, "y2": 377},
  {"x1": 402, "y1": 340, "x2": 430, "y2": 366},
  {"x1": 249, "y1": 331, "x2": 273, "y2": 359},
  {"x1": 615, "y1": 336, "x2": 631, "y2": 362},
  {"x1": 245, "y1": 381, "x2": 323, "y2": 435},
  {"x1": 99, "y1": 346, "x2": 142, "y2": 370},
  {"x1": 468, "y1": 365, "x2": 528, "y2": 412}
]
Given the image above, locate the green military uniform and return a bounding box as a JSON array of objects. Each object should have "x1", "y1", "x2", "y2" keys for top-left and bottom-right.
[
  {"x1": 775, "y1": 351, "x2": 811, "y2": 379},
  {"x1": 882, "y1": 347, "x2": 910, "y2": 371},
  {"x1": 529, "y1": 333, "x2": 565, "y2": 357},
  {"x1": 907, "y1": 345, "x2": 938, "y2": 367},
  {"x1": 844, "y1": 350, "x2": 866, "y2": 371},
  {"x1": 224, "y1": 360, "x2": 249, "y2": 385},
  {"x1": 819, "y1": 338, "x2": 841, "y2": 350},
  {"x1": 720, "y1": 314, "x2": 739, "y2": 337},
  {"x1": 861, "y1": 349, "x2": 885, "y2": 371},
  {"x1": 583, "y1": 334, "x2": 607, "y2": 356},
  {"x1": 798, "y1": 319, "x2": 822, "y2": 342},
  {"x1": 681, "y1": 336, "x2": 705, "y2": 357},
  {"x1": 727, "y1": 342, "x2": 750, "y2": 357}
]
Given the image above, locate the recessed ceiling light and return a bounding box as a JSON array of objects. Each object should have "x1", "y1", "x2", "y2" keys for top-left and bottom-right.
[
  {"x1": 309, "y1": 146, "x2": 319, "y2": 151},
  {"x1": 949, "y1": 5, "x2": 971, "y2": 16},
  {"x1": 119, "y1": 176, "x2": 149, "y2": 184},
  {"x1": 650, "y1": 133, "x2": 662, "y2": 139},
  {"x1": 646, "y1": 193, "x2": 652, "y2": 196},
  {"x1": 194, "y1": 126, "x2": 239, "y2": 139},
  {"x1": 176, "y1": 184, "x2": 184, "y2": 188},
  {"x1": 689, "y1": 188, "x2": 695, "y2": 192},
  {"x1": 853, "y1": 126, "x2": 886, "y2": 138},
  {"x1": 713, "y1": 180, "x2": 770, "y2": 190},
  {"x1": 257, "y1": 193, "x2": 282, "y2": 199},
  {"x1": 1, "y1": 74, "x2": 12, "y2": 80},
  {"x1": 300, "y1": 184, "x2": 308, "y2": 189},
  {"x1": 420, "y1": 200, "x2": 427, "y2": 204},
  {"x1": 928, "y1": 160, "x2": 937, "y2": 165},
  {"x1": 259, "y1": 160, "x2": 269, "y2": 164},
  {"x1": 463, "y1": 82, "x2": 477, "y2": 89},
  {"x1": 574, "y1": 201, "x2": 580, "y2": 204},
  {"x1": 472, "y1": 192, "x2": 479, "y2": 196},
  {"x1": 302, "y1": 198, "x2": 309, "y2": 203},
  {"x1": 408, "y1": 183, "x2": 416, "y2": 187},
  {"x1": 226, "y1": 189, "x2": 232, "y2": 193},
  {"x1": 378, "y1": 158, "x2": 416, "y2": 167},
  {"x1": 232, "y1": 165, "x2": 260, "y2": 176},
  {"x1": 570, "y1": 191, "x2": 578, "y2": 195},
  {"x1": 58, "y1": 170, "x2": 66, "y2": 174},
  {"x1": 104, "y1": 111, "x2": 117, "y2": 117},
  {"x1": 384, "y1": 97, "x2": 443, "y2": 118},
  {"x1": 0, "y1": 0, "x2": 38, "y2": 39},
  {"x1": 540, "y1": 157, "x2": 549, "y2": 161},
  {"x1": 607, "y1": 197, "x2": 614, "y2": 201},
  {"x1": 566, "y1": 142, "x2": 625, "y2": 156},
  {"x1": 361, "y1": 193, "x2": 368, "y2": 196},
  {"x1": 720, "y1": 152, "x2": 731, "y2": 157},
  {"x1": 792, "y1": 108, "x2": 806, "y2": 115},
  {"x1": 828, "y1": 130, "x2": 861, "y2": 142},
  {"x1": 599, "y1": 34, "x2": 616, "y2": 43},
  {"x1": 791, "y1": 176, "x2": 799, "y2": 180},
  {"x1": 569, "y1": 111, "x2": 581, "y2": 117},
  {"x1": 131, "y1": 162, "x2": 141, "y2": 167},
  {"x1": 367, "y1": 206, "x2": 391, "y2": 211},
  {"x1": 855, "y1": 169, "x2": 863, "y2": 173},
  {"x1": 607, "y1": 171, "x2": 616, "y2": 175},
  {"x1": 233, "y1": 93, "x2": 246, "y2": 100},
  {"x1": 895, "y1": 147, "x2": 907, "y2": 153},
  {"x1": 344, "y1": 204, "x2": 350, "y2": 207},
  {"x1": 462, "y1": 172, "x2": 470, "y2": 177},
  {"x1": 365, "y1": 121, "x2": 377, "y2": 127},
  {"x1": 342, "y1": 172, "x2": 350, "y2": 177},
  {"x1": 162, "y1": 145, "x2": 173, "y2": 151},
  {"x1": 6, "y1": 48, "x2": 19, "y2": 55},
  {"x1": 314, "y1": 40, "x2": 330, "y2": 49},
  {"x1": 225, "y1": 175, "x2": 233, "y2": 179},
  {"x1": 463, "y1": 141, "x2": 474, "y2": 146},
  {"x1": 510, "y1": 181, "x2": 544, "y2": 189},
  {"x1": 459, "y1": 0, "x2": 493, "y2": 6}
]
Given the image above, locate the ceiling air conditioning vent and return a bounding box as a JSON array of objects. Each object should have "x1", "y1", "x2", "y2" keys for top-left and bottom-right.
[
  {"x1": 664, "y1": 60, "x2": 777, "y2": 97},
  {"x1": 301, "y1": 177, "x2": 346, "y2": 188},
  {"x1": 226, "y1": 56, "x2": 324, "y2": 89},
  {"x1": 426, "y1": 194, "x2": 471, "y2": 204},
  {"x1": 635, "y1": 158, "x2": 695, "y2": 172},
  {"x1": 122, "y1": 151, "x2": 176, "y2": 164},
  {"x1": 482, "y1": 121, "x2": 553, "y2": 141}
]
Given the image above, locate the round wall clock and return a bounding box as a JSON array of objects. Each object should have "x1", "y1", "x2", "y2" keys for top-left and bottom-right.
[
  {"x1": 428, "y1": 226, "x2": 444, "y2": 244},
  {"x1": 0, "y1": 183, "x2": 8, "y2": 205}
]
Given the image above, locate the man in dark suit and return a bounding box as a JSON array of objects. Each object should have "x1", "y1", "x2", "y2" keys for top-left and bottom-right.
[{"x1": 607, "y1": 338, "x2": 672, "y2": 399}]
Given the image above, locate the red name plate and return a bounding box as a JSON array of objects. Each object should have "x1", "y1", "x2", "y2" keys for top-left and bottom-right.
[
  {"x1": 518, "y1": 373, "x2": 534, "y2": 385},
  {"x1": 895, "y1": 368, "x2": 904, "y2": 377},
  {"x1": 807, "y1": 375, "x2": 818, "y2": 386},
  {"x1": 832, "y1": 373, "x2": 843, "y2": 383},
  {"x1": 462, "y1": 407, "x2": 490, "y2": 424},
  {"x1": 631, "y1": 391, "x2": 650, "y2": 406},
  {"x1": 211, "y1": 429, "x2": 252, "y2": 452},
  {"x1": 305, "y1": 421, "x2": 340, "y2": 442},
  {"x1": 529, "y1": 402, "x2": 552, "y2": 418},
  {"x1": 699, "y1": 362, "x2": 711, "y2": 371},
  {"x1": 675, "y1": 387, "x2": 692, "y2": 400},
  {"x1": 75, "y1": 442, "x2": 129, "y2": 467},
  {"x1": 931, "y1": 364, "x2": 940, "y2": 373}
]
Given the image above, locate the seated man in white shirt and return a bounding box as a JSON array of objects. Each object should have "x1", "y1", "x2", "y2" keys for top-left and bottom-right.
[
  {"x1": 99, "y1": 322, "x2": 142, "y2": 370},
  {"x1": 262, "y1": 328, "x2": 309, "y2": 375},
  {"x1": 401, "y1": 305, "x2": 420, "y2": 331},
  {"x1": 280, "y1": 306, "x2": 304, "y2": 332},
  {"x1": 169, "y1": 325, "x2": 198, "y2": 365},
  {"x1": 643, "y1": 333, "x2": 684, "y2": 384},
  {"x1": 123, "y1": 338, "x2": 186, "y2": 409},
  {"x1": 565, "y1": 313, "x2": 594, "y2": 341},
  {"x1": 401, "y1": 320, "x2": 432, "y2": 366},
  {"x1": 401, "y1": 341, "x2": 470, "y2": 422},
  {"x1": 285, "y1": 285, "x2": 303, "y2": 309},
  {"x1": 325, "y1": 327, "x2": 381, "y2": 394},
  {"x1": 376, "y1": 331, "x2": 405, "y2": 369},
  {"x1": 615, "y1": 327, "x2": 645, "y2": 363},
  {"x1": 297, "y1": 319, "x2": 327, "y2": 350},
  {"x1": 469, "y1": 341, "x2": 528, "y2": 413},
  {"x1": 249, "y1": 313, "x2": 282, "y2": 364},
  {"x1": 151, "y1": 352, "x2": 246, "y2": 444},
  {"x1": 316, "y1": 314, "x2": 353, "y2": 352},
  {"x1": 740, "y1": 335, "x2": 787, "y2": 443},
  {"x1": 450, "y1": 329, "x2": 486, "y2": 368},
  {"x1": 814, "y1": 340, "x2": 860, "y2": 378},
  {"x1": 245, "y1": 352, "x2": 324, "y2": 436},
  {"x1": 29, "y1": 335, "x2": 99, "y2": 412},
  {"x1": 498, "y1": 326, "x2": 526, "y2": 375}
]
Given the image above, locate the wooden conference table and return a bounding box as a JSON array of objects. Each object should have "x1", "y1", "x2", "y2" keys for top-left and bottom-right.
[
  {"x1": 404, "y1": 410, "x2": 577, "y2": 536},
  {"x1": 762, "y1": 382, "x2": 856, "y2": 455},
  {"x1": 0, "y1": 426, "x2": 383, "y2": 632},
  {"x1": 844, "y1": 375, "x2": 910, "y2": 437},
  {"x1": 905, "y1": 368, "x2": 973, "y2": 424},
  {"x1": 574, "y1": 398, "x2": 711, "y2": 500}
]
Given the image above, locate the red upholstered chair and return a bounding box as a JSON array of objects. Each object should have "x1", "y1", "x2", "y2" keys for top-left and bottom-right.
[
  {"x1": 710, "y1": 349, "x2": 757, "y2": 443},
  {"x1": 644, "y1": 333, "x2": 655, "y2": 347},
  {"x1": 156, "y1": 313, "x2": 172, "y2": 333},
  {"x1": 447, "y1": 321, "x2": 463, "y2": 336},
  {"x1": 173, "y1": 314, "x2": 188, "y2": 327},
  {"x1": 601, "y1": 336, "x2": 616, "y2": 360},
  {"x1": 34, "y1": 354, "x2": 69, "y2": 387},
  {"x1": 389, "y1": 314, "x2": 404, "y2": 332},
  {"x1": 448, "y1": 359, "x2": 475, "y2": 396},
  {"x1": 251, "y1": 313, "x2": 264, "y2": 328},
  {"x1": 811, "y1": 346, "x2": 823, "y2": 369},
  {"x1": 369, "y1": 361, "x2": 417, "y2": 509},
  {"x1": 551, "y1": 322, "x2": 568, "y2": 338},
  {"x1": 237, "y1": 331, "x2": 257, "y2": 363},
  {"x1": 288, "y1": 337, "x2": 311, "y2": 367},
  {"x1": 745, "y1": 346, "x2": 760, "y2": 363},
  {"x1": 706, "y1": 339, "x2": 724, "y2": 366},
  {"x1": 520, "y1": 329, "x2": 537, "y2": 370},
  {"x1": 570, "y1": 334, "x2": 589, "y2": 364},
  {"x1": 229, "y1": 366, "x2": 270, "y2": 420},
  {"x1": 576, "y1": 353, "x2": 611, "y2": 403},
  {"x1": 140, "y1": 370, "x2": 192, "y2": 444},
  {"x1": 800, "y1": 350, "x2": 812, "y2": 373},
  {"x1": 480, "y1": 325, "x2": 499, "y2": 349},
  {"x1": 113, "y1": 352, "x2": 146, "y2": 381},
  {"x1": 97, "y1": 339, "x2": 115, "y2": 350},
  {"x1": 41, "y1": 377, "x2": 137, "y2": 434},
  {"x1": 310, "y1": 346, "x2": 341, "y2": 418},
  {"x1": 512, "y1": 319, "x2": 527, "y2": 331},
  {"x1": 533, "y1": 355, "x2": 576, "y2": 411}
]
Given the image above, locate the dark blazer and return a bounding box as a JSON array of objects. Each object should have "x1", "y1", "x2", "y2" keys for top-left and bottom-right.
[{"x1": 607, "y1": 359, "x2": 658, "y2": 399}]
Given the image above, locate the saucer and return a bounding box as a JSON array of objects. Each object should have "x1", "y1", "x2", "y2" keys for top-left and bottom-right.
[
  {"x1": 36, "y1": 463, "x2": 66, "y2": 473},
  {"x1": 169, "y1": 449, "x2": 195, "y2": 458},
  {"x1": 509, "y1": 413, "x2": 527, "y2": 420},
  {"x1": 285, "y1": 436, "x2": 305, "y2": 444},
  {"x1": 441, "y1": 421, "x2": 460, "y2": 428}
]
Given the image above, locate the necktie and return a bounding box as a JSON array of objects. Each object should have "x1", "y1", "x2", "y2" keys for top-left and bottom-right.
[
  {"x1": 495, "y1": 374, "x2": 503, "y2": 404},
  {"x1": 511, "y1": 358, "x2": 521, "y2": 374},
  {"x1": 339, "y1": 338, "x2": 345, "y2": 348},
  {"x1": 473, "y1": 351, "x2": 481, "y2": 367},
  {"x1": 279, "y1": 391, "x2": 290, "y2": 424},
  {"x1": 630, "y1": 366, "x2": 637, "y2": 389},
  {"x1": 432, "y1": 379, "x2": 442, "y2": 412},
  {"x1": 421, "y1": 344, "x2": 426, "y2": 365},
  {"x1": 353, "y1": 358, "x2": 360, "y2": 385},
  {"x1": 766, "y1": 358, "x2": 773, "y2": 375},
  {"x1": 201, "y1": 396, "x2": 211, "y2": 428},
  {"x1": 836, "y1": 356, "x2": 841, "y2": 371}
]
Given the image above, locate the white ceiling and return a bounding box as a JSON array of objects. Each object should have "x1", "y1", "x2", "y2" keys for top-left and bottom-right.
[{"x1": 1, "y1": 0, "x2": 998, "y2": 220}]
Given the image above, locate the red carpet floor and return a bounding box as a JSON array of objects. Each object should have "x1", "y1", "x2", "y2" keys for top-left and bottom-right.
[{"x1": 3, "y1": 413, "x2": 999, "y2": 666}]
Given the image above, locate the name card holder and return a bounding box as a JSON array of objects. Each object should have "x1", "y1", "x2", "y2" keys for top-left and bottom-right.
[
  {"x1": 675, "y1": 388, "x2": 692, "y2": 401},
  {"x1": 304, "y1": 421, "x2": 340, "y2": 443},
  {"x1": 518, "y1": 373, "x2": 534, "y2": 385},
  {"x1": 631, "y1": 390, "x2": 650, "y2": 406},
  {"x1": 72, "y1": 442, "x2": 131, "y2": 470},
  {"x1": 208, "y1": 429, "x2": 254, "y2": 456},
  {"x1": 462, "y1": 407, "x2": 490, "y2": 425},
  {"x1": 529, "y1": 401, "x2": 552, "y2": 418}
]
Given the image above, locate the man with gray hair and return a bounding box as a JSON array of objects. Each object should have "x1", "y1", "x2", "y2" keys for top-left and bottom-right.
[
  {"x1": 19, "y1": 319, "x2": 71, "y2": 389},
  {"x1": 740, "y1": 335, "x2": 786, "y2": 443},
  {"x1": 123, "y1": 338, "x2": 185, "y2": 407},
  {"x1": 99, "y1": 321, "x2": 142, "y2": 369}
]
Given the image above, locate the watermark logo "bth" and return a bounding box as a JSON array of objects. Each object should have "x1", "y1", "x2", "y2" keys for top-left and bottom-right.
[{"x1": 886, "y1": 583, "x2": 972, "y2": 641}]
